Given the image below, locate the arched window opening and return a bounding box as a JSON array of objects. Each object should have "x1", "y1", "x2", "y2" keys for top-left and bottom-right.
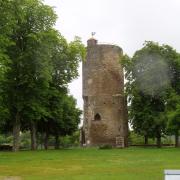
[{"x1": 94, "y1": 113, "x2": 101, "y2": 121}]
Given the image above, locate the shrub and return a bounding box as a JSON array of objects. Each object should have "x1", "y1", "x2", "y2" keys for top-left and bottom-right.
[{"x1": 99, "y1": 144, "x2": 113, "y2": 149}]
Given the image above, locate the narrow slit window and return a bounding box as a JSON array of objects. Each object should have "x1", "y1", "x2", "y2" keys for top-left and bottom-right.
[{"x1": 94, "y1": 113, "x2": 101, "y2": 121}]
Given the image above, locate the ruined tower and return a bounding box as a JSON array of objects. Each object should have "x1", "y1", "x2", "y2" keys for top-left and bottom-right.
[{"x1": 82, "y1": 38, "x2": 128, "y2": 147}]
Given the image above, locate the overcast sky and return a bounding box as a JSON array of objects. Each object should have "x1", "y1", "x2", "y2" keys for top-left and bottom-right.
[{"x1": 44, "y1": 0, "x2": 180, "y2": 109}]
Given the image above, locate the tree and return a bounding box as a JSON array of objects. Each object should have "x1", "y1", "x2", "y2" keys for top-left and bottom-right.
[
  {"x1": 50, "y1": 94, "x2": 81, "y2": 150},
  {"x1": 166, "y1": 91, "x2": 180, "y2": 147},
  {"x1": 1, "y1": 0, "x2": 57, "y2": 151},
  {"x1": 36, "y1": 92, "x2": 81, "y2": 150},
  {"x1": 0, "y1": 0, "x2": 16, "y2": 134},
  {"x1": 122, "y1": 41, "x2": 180, "y2": 147},
  {"x1": 164, "y1": 45, "x2": 180, "y2": 147},
  {"x1": 39, "y1": 35, "x2": 85, "y2": 150},
  {"x1": 129, "y1": 92, "x2": 156, "y2": 145},
  {"x1": 0, "y1": 0, "x2": 85, "y2": 151},
  {"x1": 37, "y1": 34, "x2": 85, "y2": 150}
]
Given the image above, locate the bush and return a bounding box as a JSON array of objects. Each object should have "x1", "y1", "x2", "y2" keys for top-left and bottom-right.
[
  {"x1": 59, "y1": 131, "x2": 80, "y2": 148},
  {"x1": 99, "y1": 144, "x2": 113, "y2": 149},
  {"x1": 20, "y1": 131, "x2": 31, "y2": 149},
  {"x1": 0, "y1": 134, "x2": 13, "y2": 145},
  {"x1": 129, "y1": 131, "x2": 156, "y2": 145}
]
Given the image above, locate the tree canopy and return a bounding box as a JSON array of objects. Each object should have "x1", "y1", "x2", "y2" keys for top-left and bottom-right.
[
  {"x1": 122, "y1": 41, "x2": 180, "y2": 147},
  {"x1": 0, "y1": 0, "x2": 85, "y2": 151}
]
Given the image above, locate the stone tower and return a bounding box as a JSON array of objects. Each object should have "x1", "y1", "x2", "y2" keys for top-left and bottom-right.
[{"x1": 82, "y1": 38, "x2": 128, "y2": 147}]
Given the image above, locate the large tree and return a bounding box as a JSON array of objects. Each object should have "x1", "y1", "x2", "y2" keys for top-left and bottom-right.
[
  {"x1": 5, "y1": 0, "x2": 57, "y2": 151},
  {"x1": 38, "y1": 92, "x2": 81, "y2": 150},
  {"x1": 0, "y1": 0, "x2": 85, "y2": 151},
  {"x1": 39, "y1": 35, "x2": 85, "y2": 150},
  {"x1": 122, "y1": 41, "x2": 180, "y2": 147}
]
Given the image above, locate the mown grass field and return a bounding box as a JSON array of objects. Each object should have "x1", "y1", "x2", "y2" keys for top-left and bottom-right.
[{"x1": 0, "y1": 147, "x2": 180, "y2": 180}]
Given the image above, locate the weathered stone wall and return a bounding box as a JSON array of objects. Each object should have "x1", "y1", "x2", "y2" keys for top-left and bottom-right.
[{"x1": 82, "y1": 38, "x2": 128, "y2": 147}]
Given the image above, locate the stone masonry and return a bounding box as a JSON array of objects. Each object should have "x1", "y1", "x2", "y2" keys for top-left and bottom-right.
[{"x1": 82, "y1": 38, "x2": 128, "y2": 147}]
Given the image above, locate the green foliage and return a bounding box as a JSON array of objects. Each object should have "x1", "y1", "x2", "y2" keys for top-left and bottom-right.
[
  {"x1": 20, "y1": 131, "x2": 31, "y2": 149},
  {"x1": 129, "y1": 131, "x2": 173, "y2": 145},
  {"x1": 0, "y1": 134, "x2": 13, "y2": 145},
  {"x1": 0, "y1": 0, "x2": 85, "y2": 150},
  {"x1": 122, "y1": 41, "x2": 180, "y2": 146},
  {"x1": 129, "y1": 131, "x2": 147, "y2": 145},
  {"x1": 166, "y1": 91, "x2": 180, "y2": 135},
  {"x1": 0, "y1": 0, "x2": 58, "y2": 131},
  {"x1": 99, "y1": 144, "x2": 113, "y2": 149},
  {"x1": 59, "y1": 131, "x2": 80, "y2": 148}
]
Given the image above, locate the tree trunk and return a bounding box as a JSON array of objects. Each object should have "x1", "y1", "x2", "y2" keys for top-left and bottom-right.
[
  {"x1": 13, "y1": 112, "x2": 21, "y2": 152},
  {"x1": 156, "y1": 136, "x2": 161, "y2": 148},
  {"x1": 144, "y1": 135, "x2": 148, "y2": 145},
  {"x1": 175, "y1": 131, "x2": 179, "y2": 148},
  {"x1": 30, "y1": 121, "x2": 37, "y2": 150},
  {"x1": 55, "y1": 134, "x2": 60, "y2": 149},
  {"x1": 44, "y1": 131, "x2": 49, "y2": 150}
]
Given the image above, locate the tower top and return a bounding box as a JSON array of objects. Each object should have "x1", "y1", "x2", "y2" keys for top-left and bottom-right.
[
  {"x1": 87, "y1": 32, "x2": 97, "y2": 46},
  {"x1": 87, "y1": 38, "x2": 98, "y2": 46}
]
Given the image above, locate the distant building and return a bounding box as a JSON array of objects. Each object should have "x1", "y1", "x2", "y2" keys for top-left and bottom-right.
[{"x1": 81, "y1": 38, "x2": 128, "y2": 147}]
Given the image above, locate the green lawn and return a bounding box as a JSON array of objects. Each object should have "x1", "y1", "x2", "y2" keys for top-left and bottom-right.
[{"x1": 0, "y1": 147, "x2": 179, "y2": 180}]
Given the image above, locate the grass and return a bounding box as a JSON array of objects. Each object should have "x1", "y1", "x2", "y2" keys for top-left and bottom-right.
[{"x1": 0, "y1": 147, "x2": 180, "y2": 180}]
